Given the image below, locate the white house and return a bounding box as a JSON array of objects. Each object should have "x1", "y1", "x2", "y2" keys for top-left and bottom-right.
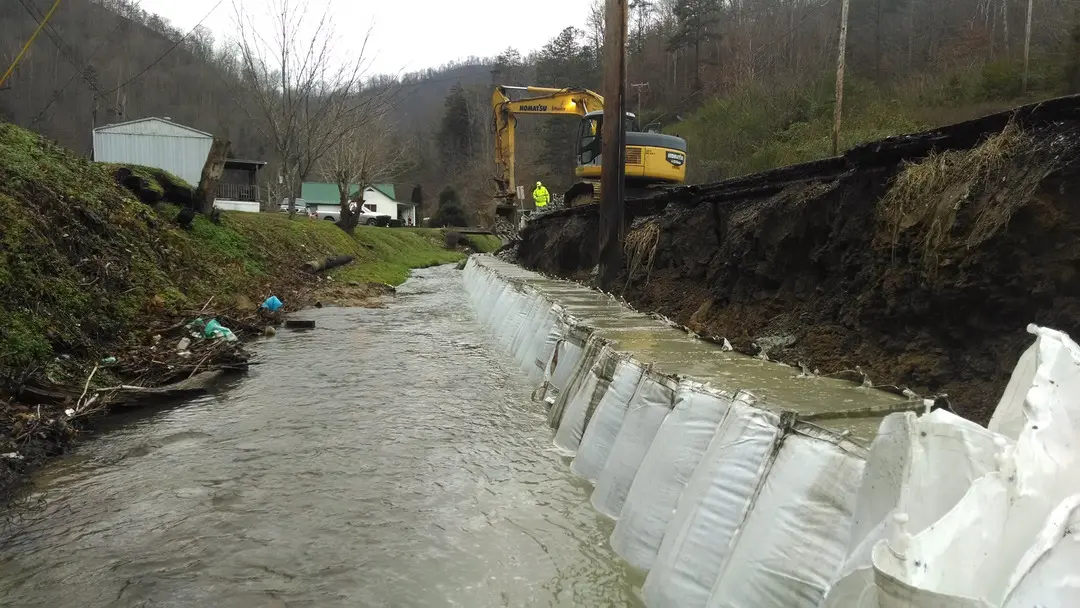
[
  {"x1": 298, "y1": 182, "x2": 418, "y2": 225},
  {"x1": 362, "y1": 186, "x2": 418, "y2": 225},
  {"x1": 92, "y1": 117, "x2": 212, "y2": 186}
]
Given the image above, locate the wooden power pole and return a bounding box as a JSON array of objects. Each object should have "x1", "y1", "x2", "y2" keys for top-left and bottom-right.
[
  {"x1": 832, "y1": 0, "x2": 851, "y2": 156},
  {"x1": 599, "y1": 0, "x2": 629, "y2": 290}
]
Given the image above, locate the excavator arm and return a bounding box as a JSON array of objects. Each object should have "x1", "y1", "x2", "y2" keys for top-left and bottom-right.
[{"x1": 492, "y1": 86, "x2": 605, "y2": 201}]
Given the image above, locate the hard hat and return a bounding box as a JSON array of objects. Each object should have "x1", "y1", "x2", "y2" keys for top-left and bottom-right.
[{"x1": 536, "y1": 181, "x2": 542, "y2": 187}]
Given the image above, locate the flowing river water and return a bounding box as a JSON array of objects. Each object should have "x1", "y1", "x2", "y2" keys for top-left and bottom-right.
[
  {"x1": 0, "y1": 262, "x2": 908, "y2": 607},
  {"x1": 0, "y1": 266, "x2": 642, "y2": 607}
]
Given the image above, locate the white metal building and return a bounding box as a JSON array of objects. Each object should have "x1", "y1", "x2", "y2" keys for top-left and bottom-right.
[{"x1": 92, "y1": 117, "x2": 213, "y2": 186}]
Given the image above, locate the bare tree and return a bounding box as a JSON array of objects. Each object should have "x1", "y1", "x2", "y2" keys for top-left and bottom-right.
[
  {"x1": 319, "y1": 111, "x2": 414, "y2": 232},
  {"x1": 231, "y1": 0, "x2": 377, "y2": 213}
]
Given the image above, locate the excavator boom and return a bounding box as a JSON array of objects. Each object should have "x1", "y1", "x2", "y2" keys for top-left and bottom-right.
[
  {"x1": 492, "y1": 86, "x2": 605, "y2": 200},
  {"x1": 491, "y1": 84, "x2": 687, "y2": 214}
]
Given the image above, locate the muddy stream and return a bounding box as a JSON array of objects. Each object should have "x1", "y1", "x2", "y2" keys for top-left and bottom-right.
[{"x1": 0, "y1": 264, "x2": 903, "y2": 607}]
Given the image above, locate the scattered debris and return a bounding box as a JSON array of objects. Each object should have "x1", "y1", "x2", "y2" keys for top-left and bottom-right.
[{"x1": 261, "y1": 295, "x2": 284, "y2": 312}]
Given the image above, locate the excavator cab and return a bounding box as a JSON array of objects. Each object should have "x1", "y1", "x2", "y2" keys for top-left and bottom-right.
[
  {"x1": 568, "y1": 111, "x2": 687, "y2": 207},
  {"x1": 576, "y1": 112, "x2": 640, "y2": 167}
]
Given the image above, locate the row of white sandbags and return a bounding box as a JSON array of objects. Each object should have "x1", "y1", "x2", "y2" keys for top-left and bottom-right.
[
  {"x1": 463, "y1": 257, "x2": 1080, "y2": 606},
  {"x1": 462, "y1": 257, "x2": 868, "y2": 607}
]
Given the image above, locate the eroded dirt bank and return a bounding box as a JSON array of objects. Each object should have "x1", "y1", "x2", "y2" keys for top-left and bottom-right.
[{"x1": 515, "y1": 96, "x2": 1080, "y2": 424}]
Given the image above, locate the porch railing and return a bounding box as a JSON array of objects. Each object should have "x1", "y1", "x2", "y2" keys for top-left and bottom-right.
[{"x1": 216, "y1": 183, "x2": 262, "y2": 202}]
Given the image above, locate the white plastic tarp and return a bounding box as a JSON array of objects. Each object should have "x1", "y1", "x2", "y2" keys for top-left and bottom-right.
[
  {"x1": 610, "y1": 383, "x2": 735, "y2": 572},
  {"x1": 572, "y1": 357, "x2": 649, "y2": 483},
  {"x1": 704, "y1": 424, "x2": 867, "y2": 608},
  {"x1": 866, "y1": 325, "x2": 1080, "y2": 606},
  {"x1": 823, "y1": 410, "x2": 1004, "y2": 607},
  {"x1": 642, "y1": 401, "x2": 782, "y2": 608},
  {"x1": 591, "y1": 370, "x2": 678, "y2": 518}
]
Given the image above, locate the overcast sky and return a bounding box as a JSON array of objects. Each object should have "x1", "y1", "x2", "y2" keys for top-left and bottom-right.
[{"x1": 138, "y1": 0, "x2": 593, "y2": 76}]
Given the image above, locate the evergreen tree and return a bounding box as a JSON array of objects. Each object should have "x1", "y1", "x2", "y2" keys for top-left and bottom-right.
[
  {"x1": 533, "y1": 28, "x2": 599, "y2": 188},
  {"x1": 432, "y1": 186, "x2": 468, "y2": 227},
  {"x1": 492, "y1": 47, "x2": 528, "y2": 84},
  {"x1": 438, "y1": 85, "x2": 474, "y2": 175},
  {"x1": 669, "y1": 0, "x2": 721, "y2": 90}
]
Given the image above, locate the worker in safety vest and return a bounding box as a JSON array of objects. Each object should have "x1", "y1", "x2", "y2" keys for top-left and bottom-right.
[{"x1": 532, "y1": 181, "x2": 550, "y2": 210}]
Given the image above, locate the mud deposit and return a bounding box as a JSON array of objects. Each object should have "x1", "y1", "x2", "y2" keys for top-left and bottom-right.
[{"x1": 516, "y1": 97, "x2": 1080, "y2": 423}]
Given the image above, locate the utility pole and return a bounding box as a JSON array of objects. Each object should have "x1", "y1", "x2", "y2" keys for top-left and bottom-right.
[
  {"x1": 1022, "y1": 0, "x2": 1034, "y2": 93},
  {"x1": 631, "y1": 82, "x2": 650, "y2": 119},
  {"x1": 832, "y1": 0, "x2": 850, "y2": 156},
  {"x1": 599, "y1": 0, "x2": 629, "y2": 290}
]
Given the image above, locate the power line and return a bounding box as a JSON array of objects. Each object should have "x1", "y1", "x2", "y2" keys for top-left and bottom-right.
[
  {"x1": 31, "y1": 19, "x2": 126, "y2": 123},
  {"x1": 0, "y1": 0, "x2": 64, "y2": 89},
  {"x1": 100, "y1": 0, "x2": 224, "y2": 95},
  {"x1": 16, "y1": 0, "x2": 125, "y2": 121}
]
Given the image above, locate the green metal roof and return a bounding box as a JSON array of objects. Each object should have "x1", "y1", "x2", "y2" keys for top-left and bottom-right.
[{"x1": 301, "y1": 182, "x2": 395, "y2": 203}]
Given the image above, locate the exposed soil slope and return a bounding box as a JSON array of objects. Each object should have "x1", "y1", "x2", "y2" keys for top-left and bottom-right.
[{"x1": 516, "y1": 96, "x2": 1080, "y2": 424}]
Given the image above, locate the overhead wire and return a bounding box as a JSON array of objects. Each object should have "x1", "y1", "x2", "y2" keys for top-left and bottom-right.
[
  {"x1": 15, "y1": 0, "x2": 123, "y2": 122},
  {"x1": 0, "y1": 0, "x2": 64, "y2": 89},
  {"x1": 99, "y1": 0, "x2": 224, "y2": 95}
]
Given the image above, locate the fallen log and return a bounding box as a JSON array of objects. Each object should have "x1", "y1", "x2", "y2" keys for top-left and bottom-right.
[
  {"x1": 302, "y1": 255, "x2": 355, "y2": 274},
  {"x1": 103, "y1": 371, "x2": 227, "y2": 407}
]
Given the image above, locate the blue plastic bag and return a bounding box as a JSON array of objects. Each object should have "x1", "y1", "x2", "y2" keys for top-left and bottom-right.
[{"x1": 261, "y1": 296, "x2": 283, "y2": 312}]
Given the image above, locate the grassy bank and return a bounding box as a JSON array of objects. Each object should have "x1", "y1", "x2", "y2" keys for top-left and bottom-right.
[
  {"x1": 0, "y1": 122, "x2": 497, "y2": 497},
  {"x1": 672, "y1": 57, "x2": 1072, "y2": 182}
]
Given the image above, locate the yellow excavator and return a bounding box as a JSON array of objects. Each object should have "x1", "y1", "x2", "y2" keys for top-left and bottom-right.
[{"x1": 491, "y1": 85, "x2": 688, "y2": 212}]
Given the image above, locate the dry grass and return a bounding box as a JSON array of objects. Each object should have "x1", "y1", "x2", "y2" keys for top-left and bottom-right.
[
  {"x1": 879, "y1": 123, "x2": 1035, "y2": 270},
  {"x1": 624, "y1": 221, "x2": 661, "y2": 292}
]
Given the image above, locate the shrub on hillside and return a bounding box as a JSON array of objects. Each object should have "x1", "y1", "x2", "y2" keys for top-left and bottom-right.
[{"x1": 432, "y1": 187, "x2": 469, "y2": 227}]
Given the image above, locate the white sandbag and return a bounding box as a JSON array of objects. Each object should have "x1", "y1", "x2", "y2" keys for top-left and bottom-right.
[
  {"x1": 571, "y1": 357, "x2": 648, "y2": 483},
  {"x1": 823, "y1": 410, "x2": 1003, "y2": 607},
  {"x1": 495, "y1": 288, "x2": 528, "y2": 352},
  {"x1": 523, "y1": 307, "x2": 565, "y2": 386},
  {"x1": 552, "y1": 344, "x2": 619, "y2": 454},
  {"x1": 591, "y1": 370, "x2": 678, "y2": 518},
  {"x1": 610, "y1": 383, "x2": 735, "y2": 572},
  {"x1": 547, "y1": 330, "x2": 604, "y2": 430},
  {"x1": 988, "y1": 340, "x2": 1037, "y2": 441},
  {"x1": 542, "y1": 326, "x2": 590, "y2": 426},
  {"x1": 486, "y1": 283, "x2": 515, "y2": 340},
  {"x1": 642, "y1": 402, "x2": 782, "y2": 608},
  {"x1": 705, "y1": 424, "x2": 867, "y2": 608},
  {"x1": 509, "y1": 292, "x2": 547, "y2": 367},
  {"x1": 1003, "y1": 496, "x2": 1080, "y2": 607}
]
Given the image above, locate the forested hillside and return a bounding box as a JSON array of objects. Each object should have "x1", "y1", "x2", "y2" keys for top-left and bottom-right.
[{"x1": 2, "y1": 0, "x2": 1079, "y2": 222}]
